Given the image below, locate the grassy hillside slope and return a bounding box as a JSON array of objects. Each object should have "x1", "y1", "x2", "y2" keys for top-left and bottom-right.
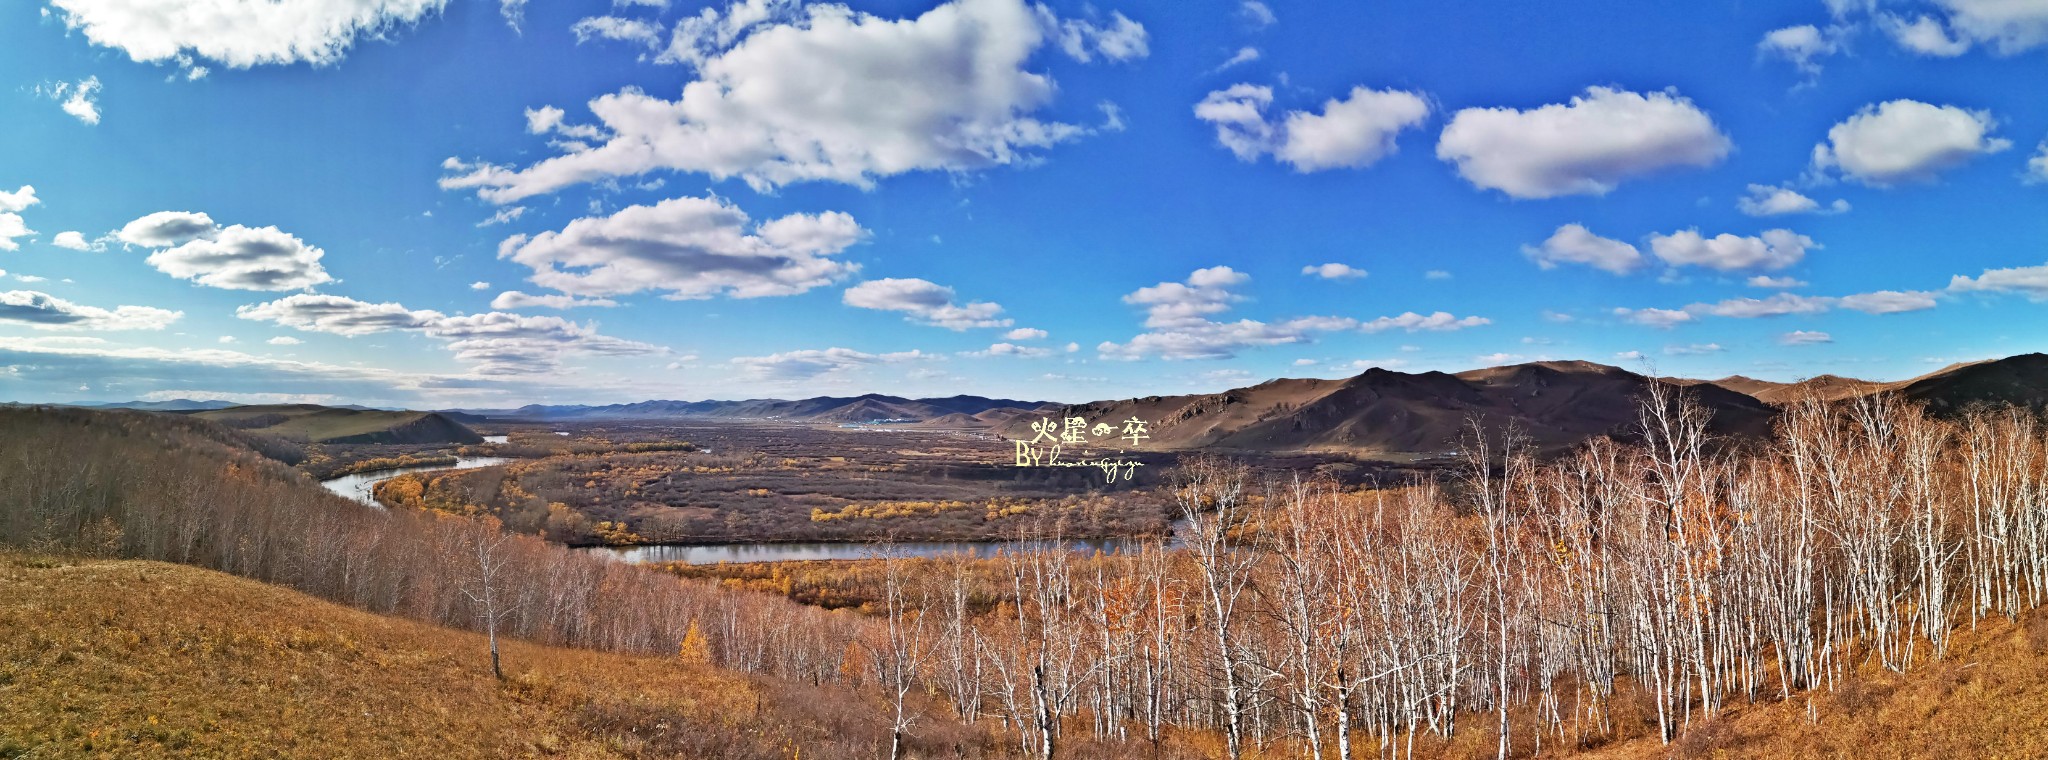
[
  {"x1": 192, "y1": 404, "x2": 483, "y2": 445},
  {"x1": 0, "y1": 552, "x2": 871, "y2": 759}
]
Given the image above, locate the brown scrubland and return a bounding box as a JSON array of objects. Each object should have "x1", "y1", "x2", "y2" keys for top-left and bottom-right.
[{"x1": 10, "y1": 383, "x2": 2048, "y2": 757}]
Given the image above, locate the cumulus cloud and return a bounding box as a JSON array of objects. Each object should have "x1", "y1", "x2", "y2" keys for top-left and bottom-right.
[
  {"x1": 1003, "y1": 327, "x2": 1048, "y2": 341},
  {"x1": 843, "y1": 278, "x2": 1011, "y2": 330},
  {"x1": 51, "y1": 231, "x2": 95, "y2": 251},
  {"x1": 495, "y1": 195, "x2": 865, "y2": 300},
  {"x1": 1837, "y1": 290, "x2": 1939, "y2": 314},
  {"x1": 238, "y1": 293, "x2": 661, "y2": 375},
  {"x1": 2028, "y1": 141, "x2": 2048, "y2": 184},
  {"x1": 0, "y1": 185, "x2": 38, "y2": 251},
  {"x1": 1747, "y1": 275, "x2": 1809, "y2": 289},
  {"x1": 1950, "y1": 262, "x2": 2048, "y2": 298},
  {"x1": 1612, "y1": 307, "x2": 1695, "y2": 328},
  {"x1": 571, "y1": 15, "x2": 664, "y2": 49},
  {"x1": 1099, "y1": 267, "x2": 1379, "y2": 360},
  {"x1": 1759, "y1": 24, "x2": 1839, "y2": 77},
  {"x1": 1436, "y1": 87, "x2": 1731, "y2": 199},
  {"x1": 0, "y1": 290, "x2": 181, "y2": 331},
  {"x1": 1044, "y1": 8, "x2": 1149, "y2": 63},
  {"x1": 1238, "y1": 0, "x2": 1275, "y2": 28},
  {"x1": 1649, "y1": 228, "x2": 1814, "y2": 271},
  {"x1": 1691, "y1": 293, "x2": 1835, "y2": 318},
  {"x1": 1881, "y1": 14, "x2": 1973, "y2": 56},
  {"x1": 1665, "y1": 343, "x2": 1724, "y2": 356},
  {"x1": 1359, "y1": 312, "x2": 1491, "y2": 333},
  {"x1": 1301, "y1": 263, "x2": 1368, "y2": 280},
  {"x1": 1812, "y1": 100, "x2": 2011, "y2": 186},
  {"x1": 730, "y1": 346, "x2": 933, "y2": 382},
  {"x1": 1926, "y1": 0, "x2": 2048, "y2": 55},
  {"x1": 1522, "y1": 223, "x2": 1644, "y2": 274},
  {"x1": 1737, "y1": 184, "x2": 1850, "y2": 216},
  {"x1": 235, "y1": 294, "x2": 439, "y2": 336},
  {"x1": 267, "y1": 336, "x2": 302, "y2": 345},
  {"x1": 965, "y1": 342, "x2": 1054, "y2": 358},
  {"x1": 490, "y1": 291, "x2": 620, "y2": 310},
  {"x1": 443, "y1": 0, "x2": 1123, "y2": 200},
  {"x1": 38, "y1": 77, "x2": 103, "y2": 125},
  {"x1": 1195, "y1": 84, "x2": 1431, "y2": 172},
  {"x1": 47, "y1": 0, "x2": 447, "y2": 69},
  {"x1": 116, "y1": 211, "x2": 333, "y2": 291},
  {"x1": 1781, "y1": 330, "x2": 1833, "y2": 345}
]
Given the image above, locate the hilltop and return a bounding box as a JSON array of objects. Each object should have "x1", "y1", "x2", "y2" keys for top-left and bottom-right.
[
  {"x1": 1688, "y1": 353, "x2": 2048, "y2": 413},
  {"x1": 461, "y1": 393, "x2": 1055, "y2": 425},
  {"x1": 1013, "y1": 360, "x2": 1776, "y2": 457},
  {"x1": 192, "y1": 404, "x2": 484, "y2": 445}
]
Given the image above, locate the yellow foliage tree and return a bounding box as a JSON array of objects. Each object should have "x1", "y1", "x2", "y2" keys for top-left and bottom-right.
[{"x1": 677, "y1": 621, "x2": 711, "y2": 665}]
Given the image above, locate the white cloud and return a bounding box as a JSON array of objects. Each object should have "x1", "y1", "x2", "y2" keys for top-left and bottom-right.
[
  {"x1": 1213, "y1": 46, "x2": 1260, "y2": 72},
  {"x1": 47, "y1": 0, "x2": 447, "y2": 68},
  {"x1": 1238, "y1": 0, "x2": 1275, "y2": 28},
  {"x1": 1813, "y1": 100, "x2": 2011, "y2": 186},
  {"x1": 218, "y1": 335, "x2": 237, "y2": 344},
  {"x1": 1475, "y1": 352, "x2": 1524, "y2": 365},
  {"x1": 1522, "y1": 223, "x2": 1644, "y2": 274},
  {"x1": 2028, "y1": 141, "x2": 2048, "y2": 184},
  {"x1": 0, "y1": 290, "x2": 181, "y2": 331},
  {"x1": 966, "y1": 342, "x2": 1054, "y2": 358},
  {"x1": 1196, "y1": 84, "x2": 1431, "y2": 172},
  {"x1": 571, "y1": 15, "x2": 664, "y2": 49},
  {"x1": 52, "y1": 231, "x2": 94, "y2": 251},
  {"x1": 236, "y1": 294, "x2": 440, "y2": 336},
  {"x1": 496, "y1": 195, "x2": 865, "y2": 299},
  {"x1": 1425, "y1": 270, "x2": 1452, "y2": 280},
  {"x1": 1759, "y1": 24, "x2": 1838, "y2": 76},
  {"x1": 1837, "y1": 290, "x2": 1939, "y2": 314},
  {"x1": 1737, "y1": 184, "x2": 1849, "y2": 216},
  {"x1": 444, "y1": 0, "x2": 1115, "y2": 200},
  {"x1": 0, "y1": 185, "x2": 37, "y2": 252},
  {"x1": 490, "y1": 291, "x2": 620, "y2": 310},
  {"x1": 117, "y1": 212, "x2": 334, "y2": 291},
  {"x1": 1747, "y1": 275, "x2": 1809, "y2": 288},
  {"x1": 1781, "y1": 330, "x2": 1833, "y2": 345},
  {"x1": 267, "y1": 336, "x2": 302, "y2": 345},
  {"x1": 470, "y1": 281, "x2": 491, "y2": 291},
  {"x1": 1003, "y1": 327, "x2": 1048, "y2": 341},
  {"x1": 476, "y1": 206, "x2": 527, "y2": 227},
  {"x1": 1950, "y1": 262, "x2": 2048, "y2": 298},
  {"x1": 1436, "y1": 87, "x2": 1731, "y2": 199},
  {"x1": 1931, "y1": 0, "x2": 2048, "y2": 55},
  {"x1": 1664, "y1": 343, "x2": 1724, "y2": 356},
  {"x1": 1614, "y1": 350, "x2": 1646, "y2": 361},
  {"x1": 1612, "y1": 307, "x2": 1695, "y2": 328},
  {"x1": 730, "y1": 346, "x2": 933, "y2": 382},
  {"x1": 1044, "y1": 8, "x2": 1149, "y2": 63},
  {"x1": 1691, "y1": 293, "x2": 1834, "y2": 318},
  {"x1": 1292, "y1": 358, "x2": 1317, "y2": 366},
  {"x1": 1301, "y1": 263, "x2": 1368, "y2": 280},
  {"x1": 14, "y1": 274, "x2": 46, "y2": 284},
  {"x1": 237, "y1": 293, "x2": 661, "y2": 375},
  {"x1": 1880, "y1": 14, "x2": 1972, "y2": 56},
  {"x1": 843, "y1": 278, "x2": 1010, "y2": 330},
  {"x1": 39, "y1": 77, "x2": 103, "y2": 125},
  {"x1": 1359, "y1": 311, "x2": 1490, "y2": 333},
  {"x1": 1099, "y1": 267, "x2": 1370, "y2": 360},
  {"x1": 1649, "y1": 228, "x2": 1814, "y2": 271}
]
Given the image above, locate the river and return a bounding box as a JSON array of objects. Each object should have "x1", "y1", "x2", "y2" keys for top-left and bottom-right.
[
  {"x1": 320, "y1": 456, "x2": 514, "y2": 507},
  {"x1": 321, "y1": 458, "x2": 1177, "y2": 564}
]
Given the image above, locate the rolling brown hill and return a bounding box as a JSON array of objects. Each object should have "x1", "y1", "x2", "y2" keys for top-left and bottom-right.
[
  {"x1": 1685, "y1": 354, "x2": 2048, "y2": 413},
  {"x1": 192, "y1": 404, "x2": 484, "y2": 445},
  {"x1": 1011, "y1": 360, "x2": 1777, "y2": 458}
]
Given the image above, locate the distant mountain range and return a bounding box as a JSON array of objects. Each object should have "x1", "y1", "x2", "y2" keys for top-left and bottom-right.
[
  {"x1": 456, "y1": 394, "x2": 1058, "y2": 424},
  {"x1": 63, "y1": 353, "x2": 2048, "y2": 457}
]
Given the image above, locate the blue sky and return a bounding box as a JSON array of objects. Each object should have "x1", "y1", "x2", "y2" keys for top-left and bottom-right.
[{"x1": 2, "y1": 0, "x2": 2046, "y2": 407}]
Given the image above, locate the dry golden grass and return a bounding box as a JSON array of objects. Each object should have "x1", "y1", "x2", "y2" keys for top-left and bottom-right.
[
  {"x1": 0, "y1": 552, "x2": 868, "y2": 759},
  {"x1": 1579, "y1": 612, "x2": 2048, "y2": 760}
]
